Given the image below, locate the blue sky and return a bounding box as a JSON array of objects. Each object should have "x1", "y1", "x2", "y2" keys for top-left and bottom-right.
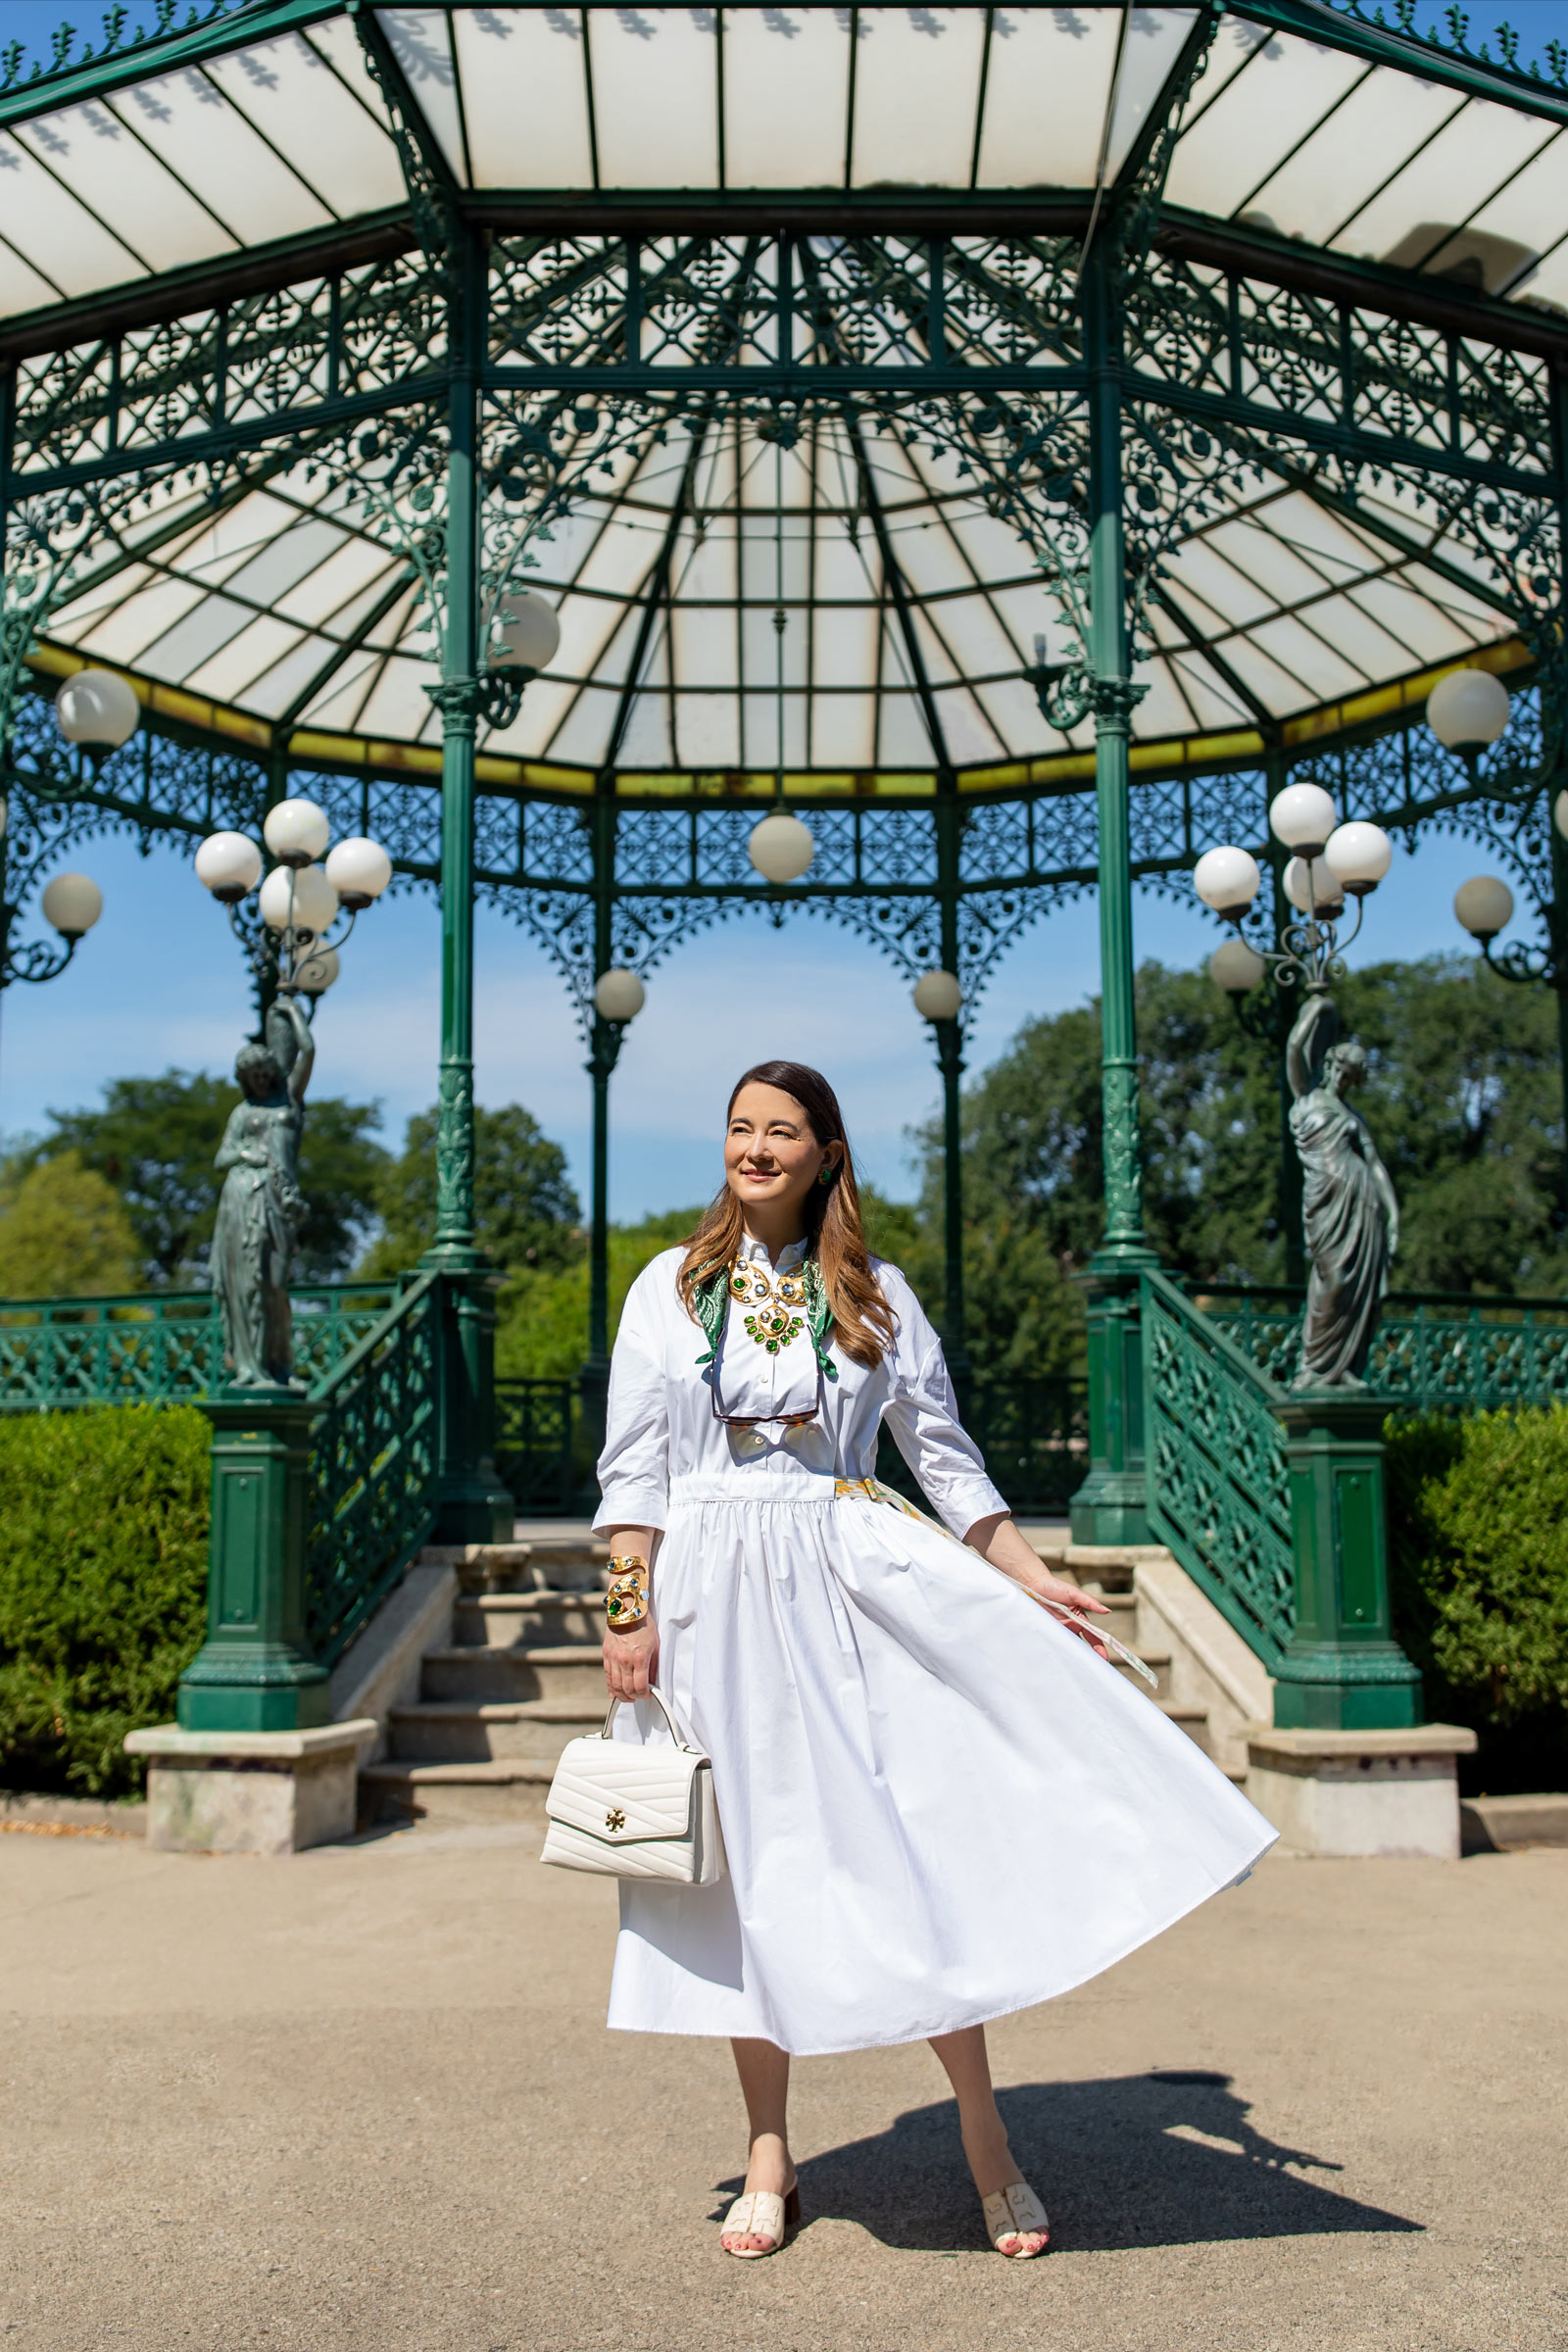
[{"x1": 2, "y1": 0, "x2": 1566, "y2": 1217}]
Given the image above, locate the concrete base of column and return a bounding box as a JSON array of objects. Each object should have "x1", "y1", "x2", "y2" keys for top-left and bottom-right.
[
  {"x1": 1246, "y1": 1724, "x2": 1478, "y2": 1859},
  {"x1": 123, "y1": 1722, "x2": 376, "y2": 1855}
]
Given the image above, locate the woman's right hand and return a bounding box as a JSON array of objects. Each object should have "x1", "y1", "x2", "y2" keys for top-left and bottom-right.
[{"x1": 604, "y1": 1617, "x2": 659, "y2": 1702}]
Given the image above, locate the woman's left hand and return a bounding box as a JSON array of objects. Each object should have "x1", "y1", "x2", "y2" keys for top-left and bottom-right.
[{"x1": 963, "y1": 1512, "x2": 1113, "y2": 1660}]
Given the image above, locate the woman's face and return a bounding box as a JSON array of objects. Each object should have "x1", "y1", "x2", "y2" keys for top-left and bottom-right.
[{"x1": 724, "y1": 1082, "x2": 841, "y2": 1224}]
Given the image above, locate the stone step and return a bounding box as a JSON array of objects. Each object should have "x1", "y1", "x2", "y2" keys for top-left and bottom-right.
[
  {"x1": 422, "y1": 1644, "x2": 607, "y2": 1706},
  {"x1": 1112, "y1": 1647, "x2": 1172, "y2": 1701},
  {"x1": 387, "y1": 1697, "x2": 600, "y2": 1766},
  {"x1": 454, "y1": 1591, "x2": 605, "y2": 1648},
  {"x1": 1159, "y1": 1703, "x2": 1212, "y2": 1757},
  {"x1": 419, "y1": 1540, "x2": 610, "y2": 1596},
  {"x1": 360, "y1": 1758, "x2": 553, "y2": 1830}
]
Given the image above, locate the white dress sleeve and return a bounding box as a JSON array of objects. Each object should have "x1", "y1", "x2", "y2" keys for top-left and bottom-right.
[
  {"x1": 593, "y1": 1259, "x2": 672, "y2": 1535},
  {"x1": 877, "y1": 1264, "x2": 1009, "y2": 1537}
]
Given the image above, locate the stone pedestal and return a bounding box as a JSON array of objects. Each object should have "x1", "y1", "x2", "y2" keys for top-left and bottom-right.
[
  {"x1": 1246, "y1": 1725, "x2": 1477, "y2": 1859},
  {"x1": 124, "y1": 1721, "x2": 375, "y2": 1855}
]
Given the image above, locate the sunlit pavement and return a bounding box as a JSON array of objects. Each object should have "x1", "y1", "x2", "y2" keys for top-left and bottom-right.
[{"x1": 0, "y1": 1825, "x2": 1562, "y2": 2352}]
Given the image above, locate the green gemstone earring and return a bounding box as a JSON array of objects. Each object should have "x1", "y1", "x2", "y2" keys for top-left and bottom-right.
[{"x1": 818, "y1": 1163, "x2": 834, "y2": 1187}]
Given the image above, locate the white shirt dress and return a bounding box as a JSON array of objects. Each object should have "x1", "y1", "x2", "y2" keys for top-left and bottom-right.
[{"x1": 595, "y1": 1239, "x2": 1276, "y2": 2057}]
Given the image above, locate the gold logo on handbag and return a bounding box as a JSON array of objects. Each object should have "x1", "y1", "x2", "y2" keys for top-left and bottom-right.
[{"x1": 606, "y1": 1808, "x2": 625, "y2": 1830}]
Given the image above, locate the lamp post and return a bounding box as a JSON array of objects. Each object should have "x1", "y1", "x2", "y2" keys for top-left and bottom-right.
[
  {"x1": 193, "y1": 794, "x2": 393, "y2": 1017},
  {"x1": 912, "y1": 966, "x2": 967, "y2": 1389},
  {"x1": 580, "y1": 962, "x2": 646, "y2": 1468},
  {"x1": 1434, "y1": 662, "x2": 1568, "y2": 1220},
  {"x1": 0, "y1": 671, "x2": 126, "y2": 1106}
]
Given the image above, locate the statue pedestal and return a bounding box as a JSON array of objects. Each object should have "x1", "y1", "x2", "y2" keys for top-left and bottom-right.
[
  {"x1": 1246, "y1": 1725, "x2": 1477, "y2": 1859},
  {"x1": 124, "y1": 1721, "x2": 376, "y2": 1854},
  {"x1": 1271, "y1": 1391, "x2": 1422, "y2": 1731}
]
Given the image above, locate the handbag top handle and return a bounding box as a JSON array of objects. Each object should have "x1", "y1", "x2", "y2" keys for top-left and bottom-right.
[{"x1": 599, "y1": 1684, "x2": 703, "y2": 1752}]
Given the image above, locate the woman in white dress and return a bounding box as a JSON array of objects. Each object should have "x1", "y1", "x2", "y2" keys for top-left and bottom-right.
[{"x1": 597, "y1": 1060, "x2": 1275, "y2": 2261}]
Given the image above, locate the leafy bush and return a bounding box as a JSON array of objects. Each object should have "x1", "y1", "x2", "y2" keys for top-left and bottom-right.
[
  {"x1": 0, "y1": 1152, "x2": 140, "y2": 1298},
  {"x1": 1385, "y1": 1407, "x2": 1568, "y2": 1794},
  {"x1": 0, "y1": 1405, "x2": 210, "y2": 1799}
]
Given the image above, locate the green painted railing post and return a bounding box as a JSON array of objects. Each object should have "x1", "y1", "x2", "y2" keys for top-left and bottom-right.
[
  {"x1": 1271, "y1": 1394, "x2": 1422, "y2": 1731},
  {"x1": 421, "y1": 221, "x2": 512, "y2": 1546},
  {"x1": 176, "y1": 1394, "x2": 329, "y2": 1734},
  {"x1": 578, "y1": 778, "x2": 621, "y2": 1486},
  {"x1": 1071, "y1": 229, "x2": 1158, "y2": 1545}
]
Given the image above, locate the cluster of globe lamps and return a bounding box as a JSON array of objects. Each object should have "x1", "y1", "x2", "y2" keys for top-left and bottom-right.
[
  {"x1": 1198, "y1": 664, "x2": 1552, "y2": 996},
  {"x1": 0, "y1": 669, "x2": 144, "y2": 974},
  {"x1": 193, "y1": 803, "x2": 393, "y2": 992}
]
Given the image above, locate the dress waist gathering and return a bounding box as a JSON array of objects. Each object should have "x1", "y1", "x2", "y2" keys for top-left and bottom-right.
[{"x1": 667, "y1": 1469, "x2": 843, "y2": 1508}]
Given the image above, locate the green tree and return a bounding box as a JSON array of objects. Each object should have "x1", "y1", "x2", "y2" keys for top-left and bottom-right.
[
  {"x1": 26, "y1": 1070, "x2": 388, "y2": 1286},
  {"x1": 365, "y1": 1101, "x2": 581, "y2": 1278},
  {"x1": 0, "y1": 1152, "x2": 140, "y2": 1298},
  {"x1": 495, "y1": 1207, "x2": 701, "y2": 1377}
]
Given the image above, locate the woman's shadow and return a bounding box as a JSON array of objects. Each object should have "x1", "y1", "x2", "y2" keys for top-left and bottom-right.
[{"x1": 715, "y1": 2072, "x2": 1420, "y2": 2253}]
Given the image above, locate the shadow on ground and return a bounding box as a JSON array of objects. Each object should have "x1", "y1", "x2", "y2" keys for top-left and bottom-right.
[{"x1": 714, "y1": 2071, "x2": 1423, "y2": 2254}]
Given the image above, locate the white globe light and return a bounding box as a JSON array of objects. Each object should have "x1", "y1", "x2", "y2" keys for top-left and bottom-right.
[
  {"x1": 1427, "y1": 666, "x2": 1510, "y2": 752},
  {"x1": 491, "y1": 591, "x2": 562, "y2": 672},
  {"x1": 40, "y1": 872, "x2": 103, "y2": 937},
  {"x1": 263, "y1": 797, "x2": 331, "y2": 866},
  {"x1": 55, "y1": 669, "x2": 139, "y2": 752},
  {"x1": 912, "y1": 969, "x2": 963, "y2": 1022},
  {"x1": 294, "y1": 947, "x2": 340, "y2": 996},
  {"x1": 1555, "y1": 789, "x2": 1568, "y2": 843},
  {"x1": 1209, "y1": 938, "x2": 1267, "y2": 995},
  {"x1": 1453, "y1": 874, "x2": 1514, "y2": 940},
  {"x1": 260, "y1": 861, "x2": 338, "y2": 934},
  {"x1": 1283, "y1": 856, "x2": 1344, "y2": 916},
  {"x1": 1268, "y1": 781, "x2": 1338, "y2": 855},
  {"x1": 748, "y1": 810, "x2": 814, "y2": 883},
  {"x1": 1193, "y1": 845, "x2": 1261, "y2": 917},
  {"x1": 195, "y1": 831, "x2": 263, "y2": 903},
  {"x1": 594, "y1": 967, "x2": 646, "y2": 1022},
  {"x1": 1324, "y1": 820, "x2": 1394, "y2": 896},
  {"x1": 324, "y1": 836, "x2": 392, "y2": 906}
]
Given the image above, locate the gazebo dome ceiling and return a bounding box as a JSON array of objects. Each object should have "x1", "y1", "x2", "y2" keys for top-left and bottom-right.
[{"x1": 5, "y1": 2, "x2": 1563, "y2": 794}]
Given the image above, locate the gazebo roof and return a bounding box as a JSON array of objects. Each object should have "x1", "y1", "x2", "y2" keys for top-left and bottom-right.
[{"x1": 4, "y1": 2, "x2": 1563, "y2": 798}]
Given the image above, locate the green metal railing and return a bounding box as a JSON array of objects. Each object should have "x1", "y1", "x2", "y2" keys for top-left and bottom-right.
[
  {"x1": 495, "y1": 1377, "x2": 580, "y2": 1515},
  {"x1": 0, "y1": 1283, "x2": 397, "y2": 1413},
  {"x1": 304, "y1": 1272, "x2": 444, "y2": 1670},
  {"x1": 1141, "y1": 1269, "x2": 1297, "y2": 1672},
  {"x1": 1199, "y1": 1285, "x2": 1568, "y2": 1413}
]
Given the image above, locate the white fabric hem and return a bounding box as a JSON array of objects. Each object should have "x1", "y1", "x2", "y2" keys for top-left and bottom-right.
[{"x1": 607, "y1": 1832, "x2": 1278, "y2": 2058}]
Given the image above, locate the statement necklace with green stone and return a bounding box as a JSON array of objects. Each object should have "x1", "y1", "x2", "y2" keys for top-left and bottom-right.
[{"x1": 729, "y1": 1258, "x2": 808, "y2": 1354}]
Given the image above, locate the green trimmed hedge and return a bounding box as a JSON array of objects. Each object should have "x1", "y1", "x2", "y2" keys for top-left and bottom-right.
[
  {"x1": 0, "y1": 1405, "x2": 210, "y2": 1800},
  {"x1": 1386, "y1": 1407, "x2": 1568, "y2": 1795}
]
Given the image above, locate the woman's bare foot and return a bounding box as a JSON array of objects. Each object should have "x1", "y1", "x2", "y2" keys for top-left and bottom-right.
[{"x1": 720, "y1": 2132, "x2": 796, "y2": 2255}]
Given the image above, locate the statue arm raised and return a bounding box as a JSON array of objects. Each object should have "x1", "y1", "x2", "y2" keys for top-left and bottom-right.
[
  {"x1": 1286, "y1": 991, "x2": 1337, "y2": 1100},
  {"x1": 277, "y1": 993, "x2": 316, "y2": 1107}
]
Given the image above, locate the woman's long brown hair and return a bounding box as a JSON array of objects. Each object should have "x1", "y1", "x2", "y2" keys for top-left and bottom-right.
[{"x1": 677, "y1": 1061, "x2": 897, "y2": 1368}]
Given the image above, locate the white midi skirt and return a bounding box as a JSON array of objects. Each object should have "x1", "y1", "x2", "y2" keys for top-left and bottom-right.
[{"x1": 608, "y1": 1473, "x2": 1276, "y2": 2057}]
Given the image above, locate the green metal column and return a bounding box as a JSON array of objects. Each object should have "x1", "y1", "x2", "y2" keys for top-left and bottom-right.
[
  {"x1": 1550, "y1": 815, "x2": 1568, "y2": 1236},
  {"x1": 933, "y1": 773, "x2": 969, "y2": 1396},
  {"x1": 1263, "y1": 779, "x2": 1307, "y2": 1288},
  {"x1": 579, "y1": 776, "x2": 622, "y2": 1474},
  {"x1": 422, "y1": 224, "x2": 511, "y2": 1545},
  {"x1": 1071, "y1": 232, "x2": 1158, "y2": 1546}
]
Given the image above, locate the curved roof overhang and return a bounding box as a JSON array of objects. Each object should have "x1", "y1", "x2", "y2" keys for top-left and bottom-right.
[{"x1": 2, "y1": 0, "x2": 1564, "y2": 806}]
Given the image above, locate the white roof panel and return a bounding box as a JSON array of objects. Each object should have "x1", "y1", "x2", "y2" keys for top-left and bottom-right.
[
  {"x1": 974, "y1": 7, "x2": 1120, "y2": 188},
  {"x1": 379, "y1": 9, "x2": 467, "y2": 182},
  {"x1": 106, "y1": 68, "x2": 333, "y2": 243},
  {"x1": 723, "y1": 8, "x2": 852, "y2": 190},
  {"x1": 204, "y1": 32, "x2": 406, "y2": 220},
  {"x1": 1333, "y1": 95, "x2": 1556, "y2": 272},
  {"x1": 1164, "y1": 29, "x2": 1368, "y2": 223},
  {"x1": 852, "y1": 8, "x2": 988, "y2": 190},
  {"x1": 1243, "y1": 68, "x2": 1461, "y2": 250},
  {"x1": 587, "y1": 10, "x2": 719, "y2": 189},
  {"x1": 1104, "y1": 8, "x2": 1200, "y2": 179},
  {"x1": 453, "y1": 9, "x2": 593, "y2": 189},
  {"x1": 14, "y1": 101, "x2": 234, "y2": 273},
  {"x1": 0, "y1": 130, "x2": 141, "y2": 296}
]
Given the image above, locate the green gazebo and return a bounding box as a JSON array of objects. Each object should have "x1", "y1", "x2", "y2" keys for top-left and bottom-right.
[{"x1": 5, "y1": 0, "x2": 1568, "y2": 1753}]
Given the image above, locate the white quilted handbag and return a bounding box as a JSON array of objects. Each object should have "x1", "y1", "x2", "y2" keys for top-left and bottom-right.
[{"x1": 540, "y1": 1686, "x2": 726, "y2": 1886}]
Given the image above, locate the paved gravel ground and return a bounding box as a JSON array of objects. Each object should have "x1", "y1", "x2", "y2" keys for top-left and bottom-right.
[{"x1": 0, "y1": 1824, "x2": 1563, "y2": 2352}]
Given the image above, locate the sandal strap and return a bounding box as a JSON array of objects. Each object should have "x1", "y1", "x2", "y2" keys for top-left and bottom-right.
[
  {"x1": 982, "y1": 2180, "x2": 1050, "y2": 2245},
  {"x1": 722, "y1": 2188, "x2": 786, "y2": 2246}
]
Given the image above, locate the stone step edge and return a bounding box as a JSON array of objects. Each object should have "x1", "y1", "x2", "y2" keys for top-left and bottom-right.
[
  {"x1": 389, "y1": 1698, "x2": 603, "y2": 1726},
  {"x1": 424, "y1": 1644, "x2": 605, "y2": 1669},
  {"x1": 361, "y1": 1759, "x2": 555, "y2": 1788}
]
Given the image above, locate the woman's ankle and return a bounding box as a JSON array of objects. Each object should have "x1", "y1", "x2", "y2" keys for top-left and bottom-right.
[{"x1": 744, "y1": 2131, "x2": 793, "y2": 2190}]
